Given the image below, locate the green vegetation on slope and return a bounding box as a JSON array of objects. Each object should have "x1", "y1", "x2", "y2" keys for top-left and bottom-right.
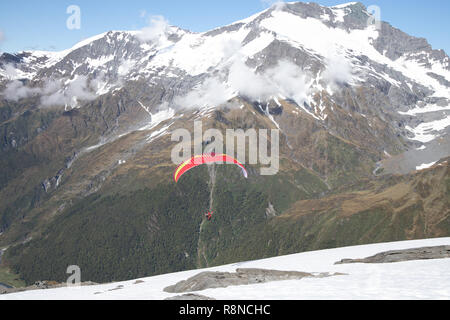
[
  {"x1": 197, "y1": 164, "x2": 328, "y2": 267},
  {"x1": 209, "y1": 204, "x2": 427, "y2": 264},
  {"x1": 5, "y1": 170, "x2": 209, "y2": 285},
  {"x1": 0, "y1": 266, "x2": 26, "y2": 288}
]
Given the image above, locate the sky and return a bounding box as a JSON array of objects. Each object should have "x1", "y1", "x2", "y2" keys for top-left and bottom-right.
[{"x1": 0, "y1": 0, "x2": 449, "y2": 54}]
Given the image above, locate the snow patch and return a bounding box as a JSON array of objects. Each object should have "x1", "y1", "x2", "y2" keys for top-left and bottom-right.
[
  {"x1": 86, "y1": 55, "x2": 114, "y2": 68},
  {"x1": 138, "y1": 104, "x2": 175, "y2": 131},
  {"x1": 405, "y1": 115, "x2": 450, "y2": 143},
  {"x1": 416, "y1": 161, "x2": 437, "y2": 171},
  {"x1": 399, "y1": 103, "x2": 450, "y2": 116}
]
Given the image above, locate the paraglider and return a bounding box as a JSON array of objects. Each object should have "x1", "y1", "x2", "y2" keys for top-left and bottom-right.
[{"x1": 173, "y1": 153, "x2": 248, "y2": 183}]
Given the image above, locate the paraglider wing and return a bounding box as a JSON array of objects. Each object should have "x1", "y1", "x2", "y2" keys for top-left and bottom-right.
[{"x1": 174, "y1": 153, "x2": 248, "y2": 182}]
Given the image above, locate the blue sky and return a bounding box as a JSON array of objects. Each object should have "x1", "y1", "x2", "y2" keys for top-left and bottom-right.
[{"x1": 0, "y1": 0, "x2": 449, "y2": 54}]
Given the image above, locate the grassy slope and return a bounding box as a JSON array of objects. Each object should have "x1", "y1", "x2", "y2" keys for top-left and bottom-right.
[
  {"x1": 0, "y1": 266, "x2": 25, "y2": 288},
  {"x1": 212, "y1": 162, "x2": 450, "y2": 264}
]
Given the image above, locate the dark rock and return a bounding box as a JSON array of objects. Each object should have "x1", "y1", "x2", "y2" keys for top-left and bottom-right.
[
  {"x1": 165, "y1": 293, "x2": 216, "y2": 300},
  {"x1": 335, "y1": 245, "x2": 450, "y2": 264},
  {"x1": 164, "y1": 268, "x2": 345, "y2": 293},
  {"x1": 1, "y1": 281, "x2": 98, "y2": 295}
]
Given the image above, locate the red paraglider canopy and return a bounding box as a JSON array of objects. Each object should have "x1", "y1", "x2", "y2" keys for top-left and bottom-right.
[{"x1": 173, "y1": 153, "x2": 248, "y2": 182}]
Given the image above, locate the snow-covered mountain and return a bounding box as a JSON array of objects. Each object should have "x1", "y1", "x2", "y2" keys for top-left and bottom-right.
[
  {"x1": 1, "y1": 2, "x2": 449, "y2": 170},
  {"x1": 2, "y1": 238, "x2": 450, "y2": 300}
]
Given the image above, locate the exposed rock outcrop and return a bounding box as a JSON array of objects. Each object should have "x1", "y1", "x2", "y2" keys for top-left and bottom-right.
[
  {"x1": 165, "y1": 293, "x2": 216, "y2": 300},
  {"x1": 164, "y1": 268, "x2": 345, "y2": 293},
  {"x1": 0, "y1": 280, "x2": 98, "y2": 295},
  {"x1": 335, "y1": 246, "x2": 450, "y2": 265}
]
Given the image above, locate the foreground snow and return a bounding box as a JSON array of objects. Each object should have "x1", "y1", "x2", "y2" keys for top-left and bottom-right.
[{"x1": 2, "y1": 238, "x2": 450, "y2": 300}]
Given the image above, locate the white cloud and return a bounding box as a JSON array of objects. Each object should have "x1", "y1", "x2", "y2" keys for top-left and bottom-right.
[
  {"x1": 2, "y1": 80, "x2": 40, "y2": 101},
  {"x1": 3, "y1": 63, "x2": 19, "y2": 79},
  {"x1": 228, "y1": 58, "x2": 308, "y2": 106},
  {"x1": 174, "y1": 77, "x2": 231, "y2": 109},
  {"x1": 118, "y1": 59, "x2": 135, "y2": 77},
  {"x1": 174, "y1": 58, "x2": 309, "y2": 110},
  {"x1": 137, "y1": 15, "x2": 170, "y2": 44},
  {"x1": 89, "y1": 71, "x2": 108, "y2": 93},
  {"x1": 2, "y1": 75, "x2": 100, "y2": 108},
  {"x1": 228, "y1": 58, "x2": 272, "y2": 100},
  {"x1": 322, "y1": 52, "x2": 353, "y2": 85},
  {"x1": 219, "y1": 39, "x2": 242, "y2": 63},
  {"x1": 139, "y1": 10, "x2": 147, "y2": 18},
  {"x1": 266, "y1": 60, "x2": 308, "y2": 104},
  {"x1": 40, "y1": 76, "x2": 97, "y2": 108},
  {"x1": 261, "y1": 0, "x2": 286, "y2": 11}
]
